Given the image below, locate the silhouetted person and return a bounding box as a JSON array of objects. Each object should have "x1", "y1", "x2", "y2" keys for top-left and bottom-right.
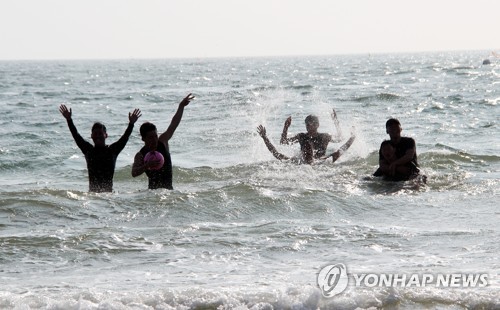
[
  {"x1": 132, "y1": 94, "x2": 194, "y2": 190},
  {"x1": 374, "y1": 118, "x2": 420, "y2": 181},
  {"x1": 280, "y1": 109, "x2": 343, "y2": 160},
  {"x1": 59, "y1": 105, "x2": 141, "y2": 192},
  {"x1": 257, "y1": 125, "x2": 355, "y2": 164}
]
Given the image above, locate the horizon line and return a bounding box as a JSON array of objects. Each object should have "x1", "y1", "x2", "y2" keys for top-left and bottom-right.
[{"x1": 0, "y1": 48, "x2": 497, "y2": 62}]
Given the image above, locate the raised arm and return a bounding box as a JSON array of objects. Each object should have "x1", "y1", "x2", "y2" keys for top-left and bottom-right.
[
  {"x1": 59, "y1": 104, "x2": 92, "y2": 152},
  {"x1": 280, "y1": 116, "x2": 298, "y2": 144},
  {"x1": 110, "y1": 108, "x2": 142, "y2": 153},
  {"x1": 322, "y1": 132, "x2": 356, "y2": 163},
  {"x1": 258, "y1": 125, "x2": 289, "y2": 161},
  {"x1": 330, "y1": 109, "x2": 343, "y2": 142},
  {"x1": 159, "y1": 94, "x2": 195, "y2": 144}
]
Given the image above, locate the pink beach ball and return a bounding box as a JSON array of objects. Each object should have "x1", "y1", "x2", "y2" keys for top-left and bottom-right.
[{"x1": 144, "y1": 151, "x2": 164, "y2": 170}]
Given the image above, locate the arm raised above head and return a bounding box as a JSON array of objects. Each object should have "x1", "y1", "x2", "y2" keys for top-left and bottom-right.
[
  {"x1": 59, "y1": 104, "x2": 92, "y2": 152},
  {"x1": 280, "y1": 116, "x2": 292, "y2": 144},
  {"x1": 59, "y1": 104, "x2": 72, "y2": 121},
  {"x1": 330, "y1": 108, "x2": 343, "y2": 142},
  {"x1": 159, "y1": 94, "x2": 194, "y2": 144},
  {"x1": 323, "y1": 132, "x2": 356, "y2": 163},
  {"x1": 280, "y1": 116, "x2": 299, "y2": 144},
  {"x1": 258, "y1": 125, "x2": 289, "y2": 161},
  {"x1": 110, "y1": 108, "x2": 142, "y2": 153}
]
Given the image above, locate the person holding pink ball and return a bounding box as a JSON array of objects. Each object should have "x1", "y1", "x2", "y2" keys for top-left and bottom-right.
[
  {"x1": 131, "y1": 93, "x2": 194, "y2": 190},
  {"x1": 143, "y1": 151, "x2": 165, "y2": 171}
]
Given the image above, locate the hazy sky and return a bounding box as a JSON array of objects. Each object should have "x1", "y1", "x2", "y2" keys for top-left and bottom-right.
[{"x1": 0, "y1": 0, "x2": 498, "y2": 60}]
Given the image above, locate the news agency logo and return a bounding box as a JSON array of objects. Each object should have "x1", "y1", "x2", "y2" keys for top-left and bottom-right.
[
  {"x1": 317, "y1": 263, "x2": 489, "y2": 298},
  {"x1": 317, "y1": 263, "x2": 349, "y2": 298}
]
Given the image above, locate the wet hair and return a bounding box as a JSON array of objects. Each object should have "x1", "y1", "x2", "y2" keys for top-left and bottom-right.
[
  {"x1": 385, "y1": 118, "x2": 401, "y2": 128},
  {"x1": 140, "y1": 122, "x2": 157, "y2": 138},
  {"x1": 91, "y1": 122, "x2": 107, "y2": 133},
  {"x1": 305, "y1": 115, "x2": 319, "y2": 125}
]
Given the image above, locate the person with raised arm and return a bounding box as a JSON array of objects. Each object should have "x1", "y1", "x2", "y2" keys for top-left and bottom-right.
[
  {"x1": 257, "y1": 124, "x2": 355, "y2": 165},
  {"x1": 280, "y1": 109, "x2": 343, "y2": 160},
  {"x1": 59, "y1": 105, "x2": 142, "y2": 192},
  {"x1": 132, "y1": 94, "x2": 194, "y2": 190}
]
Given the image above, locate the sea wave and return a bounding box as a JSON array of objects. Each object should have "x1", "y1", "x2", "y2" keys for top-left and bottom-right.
[
  {"x1": 349, "y1": 93, "x2": 403, "y2": 102},
  {"x1": 0, "y1": 286, "x2": 498, "y2": 310},
  {"x1": 1, "y1": 53, "x2": 498, "y2": 307}
]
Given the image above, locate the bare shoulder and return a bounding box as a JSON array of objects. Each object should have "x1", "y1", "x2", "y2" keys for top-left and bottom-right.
[
  {"x1": 321, "y1": 133, "x2": 332, "y2": 142},
  {"x1": 133, "y1": 151, "x2": 144, "y2": 163}
]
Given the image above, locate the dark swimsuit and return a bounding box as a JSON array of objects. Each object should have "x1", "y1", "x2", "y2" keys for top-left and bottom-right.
[
  {"x1": 375, "y1": 137, "x2": 420, "y2": 181},
  {"x1": 67, "y1": 119, "x2": 133, "y2": 192},
  {"x1": 140, "y1": 142, "x2": 173, "y2": 190}
]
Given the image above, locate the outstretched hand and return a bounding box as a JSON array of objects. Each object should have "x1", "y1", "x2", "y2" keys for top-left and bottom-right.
[
  {"x1": 129, "y1": 108, "x2": 142, "y2": 124},
  {"x1": 180, "y1": 93, "x2": 195, "y2": 107},
  {"x1": 59, "y1": 104, "x2": 72, "y2": 120},
  {"x1": 257, "y1": 125, "x2": 267, "y2": 138},
  {"x1": 321, "y1": 150, "x2": 341, "y2": 162},
  {"x1": 284, "y1": 116, "x2": 292, "y2": 128},
  {"x1": 331, "y1": 109, "x2": 338, "y2": 121},
  {"x1": 349, "y1": 126, "x2": 356, "y2": 138}
]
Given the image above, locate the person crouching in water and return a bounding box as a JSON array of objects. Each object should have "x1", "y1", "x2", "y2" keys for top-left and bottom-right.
[{"x1": 373, "y1": 118, "x2": 421, "y2": 181}]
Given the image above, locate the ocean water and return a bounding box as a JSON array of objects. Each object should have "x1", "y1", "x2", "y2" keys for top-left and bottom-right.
[{"x1": 0, "y1": 51, "x2": 499, "y2": 309}]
